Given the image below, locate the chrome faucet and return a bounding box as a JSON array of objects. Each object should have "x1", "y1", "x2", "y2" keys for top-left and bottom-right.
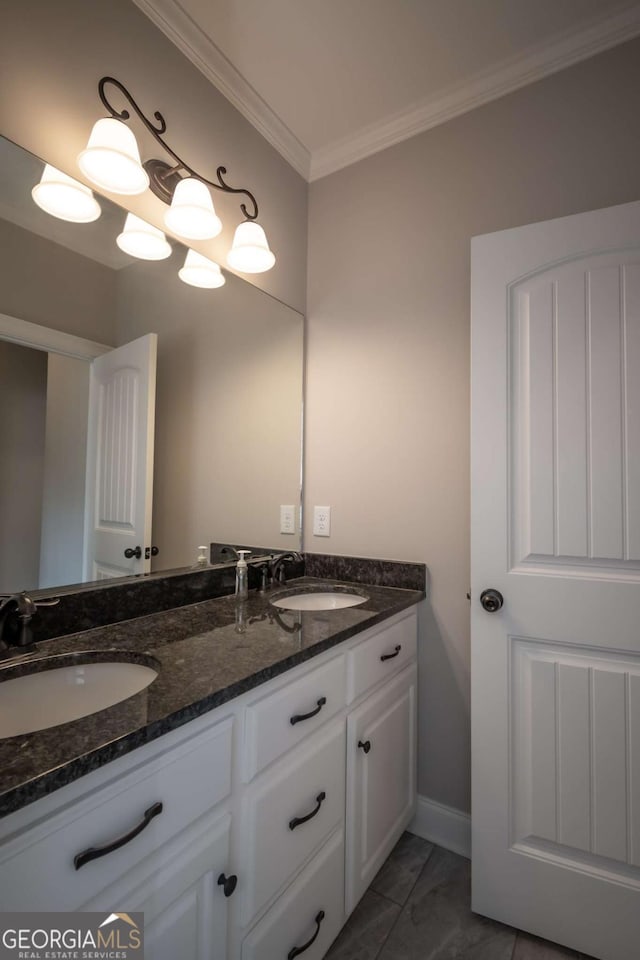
[{"x1": 0, "y1": 591, "x2": 59, "y2": 658}]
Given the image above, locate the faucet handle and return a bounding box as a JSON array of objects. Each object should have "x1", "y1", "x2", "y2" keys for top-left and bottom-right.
[
  {"x1": 13, "y1": 591, "x2": 60, "y2": 618},
  {"x1": 33, "y1": 596, "x2": 61, "y2": 608},
  {"x1": 0, "y1": 593, "x2": 60, "y2": 611}
]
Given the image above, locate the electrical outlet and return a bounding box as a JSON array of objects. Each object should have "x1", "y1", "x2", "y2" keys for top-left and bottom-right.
[
  {"x1": 280, "y1": 504, "x2": 296, "y2": 535},
  {"x1": 313, "y1": 505, "x2": 331, "y2": 537}
]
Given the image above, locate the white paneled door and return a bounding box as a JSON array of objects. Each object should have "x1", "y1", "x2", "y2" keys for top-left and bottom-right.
[
  {"x1": 84, "y1": 334, "x2": 157, "y2": 580},
  {"x1": 471, "y1": 201, "x2": 640, "y2": 960}
]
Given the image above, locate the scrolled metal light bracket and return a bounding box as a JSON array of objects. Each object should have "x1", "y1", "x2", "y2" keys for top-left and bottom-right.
[{"x1": 98, "y1": 76, "x2": 259, "y2": 220}]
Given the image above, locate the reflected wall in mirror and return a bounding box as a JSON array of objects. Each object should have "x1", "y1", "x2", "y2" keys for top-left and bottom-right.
[{"x1": 0, "y1": 136, "x2": 304, "y2": 594}]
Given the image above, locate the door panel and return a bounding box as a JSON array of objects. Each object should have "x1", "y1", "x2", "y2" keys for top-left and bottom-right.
[
  {"x1": 511, "y1": 638, "x2": 640, "y2": 870},
  {"x1": 471, "y1": 200, "x2": 640, "y2": 960},
  {"x1": 84, "y1": 333, "x2": 157, "y2": 579},
  {"x1": 98, "y1": 369, "x2": 140, "y2": 531},
  {"x1": 510, "y1": 256, "x2": 640, "y2": 575}
]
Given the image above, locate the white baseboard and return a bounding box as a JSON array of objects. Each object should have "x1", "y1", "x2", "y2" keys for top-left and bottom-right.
[{"x1": 409, "y1": 795, "x2": 471, "y2": 859}]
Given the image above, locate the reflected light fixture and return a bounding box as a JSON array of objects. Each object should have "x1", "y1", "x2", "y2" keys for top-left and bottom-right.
[
  {"x1": 78, "y1": 117, "x2": 149, "y2": 195},
  {"x1": 79, "y1": 77, "x2": 275, "y2": 272},
  {"x1": 116, "y1": 212, "x2": 172, "y2": 260},
  {"x1": 179, "y1": 249, "x2": 226, "y2": 288},
  {"x1": 32, "y1": 164, "x2": 101, "y2": 223}
]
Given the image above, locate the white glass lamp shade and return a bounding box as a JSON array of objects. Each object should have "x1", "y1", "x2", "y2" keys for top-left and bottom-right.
[
  {"x1": 78, "y1": 118, "x2": 149, "y2": 195},
  {"x1": 226, "y1": 220, "x2": 275, "y2": 273},
  {"x1": 32, "y1": 164, "x2": 101, "y2": 223},
  {"x1": 164, "y1": 177, "x2": 222, "y2": 240},
  {"x1": 116, "y1": 213, "x2": 172, "y2": 261},
  {"x1": 178, "y1": 249, "x2": 225, "y2": 288}
]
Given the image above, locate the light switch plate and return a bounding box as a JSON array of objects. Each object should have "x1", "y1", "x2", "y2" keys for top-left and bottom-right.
[
  {"x1": 280, "y1": 505, "x2": 296, "y2": 534},
  {"x1": 313, "y1": 505, "x2": 331, "y2": 537}
]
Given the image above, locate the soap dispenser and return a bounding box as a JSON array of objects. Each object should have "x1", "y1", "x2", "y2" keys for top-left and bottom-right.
[
  {"x1": 193, "y1": 545, "x2": 209, "y2": 568},
  {"x1": 235, "y1": 550, "x2": 251, "y2": 599}
]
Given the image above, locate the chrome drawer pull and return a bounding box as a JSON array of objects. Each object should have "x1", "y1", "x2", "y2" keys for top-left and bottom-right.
[
  {"x1": 380, "y1": 644, "x2": 401, "y2": 662},
  {"x1": 288, "y1": 911, "x2": 325, "y2": 959},
  {"x1": 289, "y1": 792, "x2": 326, "y2": 831},
  {"x1": 73, "y1": 801, "x2": 163, "y2": 870},
  {"x1": 290, "y1": 696, "x2": 327, "y2": 726}
]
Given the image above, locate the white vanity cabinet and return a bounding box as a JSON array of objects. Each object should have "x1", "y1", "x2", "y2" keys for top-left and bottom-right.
[
  {"x1": 0, "y1": 712, "x2": 236, "y2": 960},
  {"x1": 0, "y1": 603, "x2": 419, "y2": 960},
  {"x1": 233, "y1": 607, "x2": 418, "y2": 957}
]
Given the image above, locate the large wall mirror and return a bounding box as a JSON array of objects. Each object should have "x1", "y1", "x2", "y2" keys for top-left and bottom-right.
[{"x1": 0, "y1": 136, "x2": 304, "y2": 594}]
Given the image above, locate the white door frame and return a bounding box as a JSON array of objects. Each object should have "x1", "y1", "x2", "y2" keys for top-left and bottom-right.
[{"x1": 0, "y1": 312, "x2": 110, "y2": 360}]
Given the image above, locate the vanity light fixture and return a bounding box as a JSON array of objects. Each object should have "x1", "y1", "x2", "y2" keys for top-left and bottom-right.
[
  {"x1": 116, "y1": 212, "x2": 172, "y2": 260},
  {"x1": 178, "y1": 249, "x2": 226, "y2": 288},
  {"x1": 32, "y1": 164, "x2": 101, "y2": 223},
  {"x1": 79, "y1": 77, "x2": 275, "y2": 272}
]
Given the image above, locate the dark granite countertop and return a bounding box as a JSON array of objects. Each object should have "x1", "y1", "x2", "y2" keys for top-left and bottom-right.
[{"x1": 0, "y1": 577, "x2": 423, "y2": 819}]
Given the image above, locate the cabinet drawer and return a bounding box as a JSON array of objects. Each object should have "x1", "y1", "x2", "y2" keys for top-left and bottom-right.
[
  {"x1": 0, "y1": 717, "x2": 232, "y2": 912},
  {"x1": 242, "y1": 828, "x2": 345, "y2": 960},
  {"x1": 243, "y1": 653, "x2": 346, "y2": 780},
  {"x1": 347, "y1": 610, "x2": 417, "y2": 703},
  {"x1": 241, "y1": 721, "x2": 345, "y2": 925}
]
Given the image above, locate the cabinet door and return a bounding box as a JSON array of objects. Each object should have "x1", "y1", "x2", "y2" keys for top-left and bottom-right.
[
  {"x1": 346, "y1": 663, "x2": 417, "y2": 914},
  {"x1": 84, "y1": 812, "x2": 232, "y2": 960}
]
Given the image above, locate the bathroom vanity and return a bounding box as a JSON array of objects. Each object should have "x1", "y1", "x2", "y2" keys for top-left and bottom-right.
[{"x1": 0, "y1": 572, "x2": 423, "y2": 960}]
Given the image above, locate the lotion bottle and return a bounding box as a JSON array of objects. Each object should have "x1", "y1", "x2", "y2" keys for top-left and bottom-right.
[{"x1": 235, "y1": 550, "x2": 251, "y2": 600}]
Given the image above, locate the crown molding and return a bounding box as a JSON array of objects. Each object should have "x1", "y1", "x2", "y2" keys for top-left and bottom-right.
[
  {"x1": 133, "y1": 0, "x2": 640, "y2": 184},
  {"x1": 309, "y1": 3, "x2": 640, "y2": 180},
  {"x1": 131, "y1": 0, "x2": 311, "y2": 180}
]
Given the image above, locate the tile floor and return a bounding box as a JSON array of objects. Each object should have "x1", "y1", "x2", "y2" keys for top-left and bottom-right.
[{"x1": 324, "y1": 833, "x2": 595, "y2": 960}]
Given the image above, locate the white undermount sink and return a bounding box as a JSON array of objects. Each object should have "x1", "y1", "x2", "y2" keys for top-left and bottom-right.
[
  {"x1": 0, "y1": 655, "x2": 158, "y2": 738},
  {"x1": 271, "y1": 591, "x2": 367, "y2": 611}
]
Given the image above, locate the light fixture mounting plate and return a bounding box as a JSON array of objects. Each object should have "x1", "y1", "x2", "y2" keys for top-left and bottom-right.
[{"x1": 143, "y1": 159, "x2": 183, "y2": 205}]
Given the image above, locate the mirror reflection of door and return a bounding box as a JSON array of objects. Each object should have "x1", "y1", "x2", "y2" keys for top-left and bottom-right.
[
  {"x1": 0, "y1": 331, "x2": 156, "y2": 591},
  {"x1": 84, "y1": 333, "x2": 157, "y2": 581}
]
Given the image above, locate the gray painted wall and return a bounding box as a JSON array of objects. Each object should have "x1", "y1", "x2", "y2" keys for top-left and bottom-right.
[
  {"x1": 39, "y1": 354, "x2": 90, "y2": 589},
  {"x1": 0, "y1": 0, "x2": 307, "y2": 314},
  {"x1": 0, "y1": 218, "x2": 116, "y2": 344},
  {"x1": 0, "y1": 342, "x2": 47, "y2": 592},
  {"x1": 305, "y1": 37, "x2": 640, "y2": 814}
]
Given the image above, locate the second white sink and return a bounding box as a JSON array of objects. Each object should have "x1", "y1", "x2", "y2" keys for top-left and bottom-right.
[{"x1": 271, "y1": 592, "x2": 367, "y2": 611}]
